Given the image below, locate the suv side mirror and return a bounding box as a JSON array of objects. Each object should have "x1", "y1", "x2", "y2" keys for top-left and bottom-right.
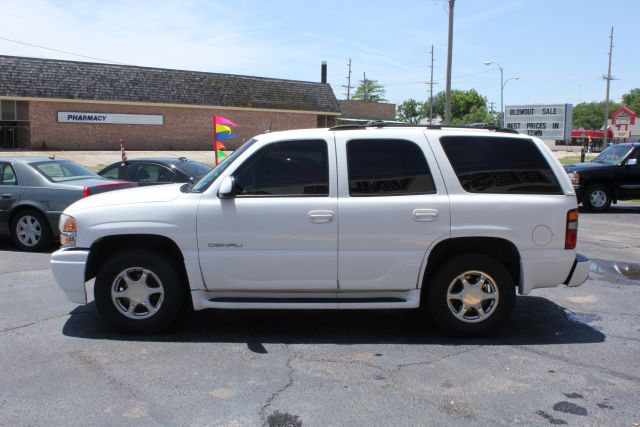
[
  {"x1": 627, "y1": 158, "x2": 638, "y2": 166},
  {"x1": 218, "y1": 176, "x2": 237, "y2": 199}
]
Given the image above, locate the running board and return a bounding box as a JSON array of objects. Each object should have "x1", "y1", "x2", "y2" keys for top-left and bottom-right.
[{"x1": 191, "y1": 289, "x2": 421, "y2": 310}]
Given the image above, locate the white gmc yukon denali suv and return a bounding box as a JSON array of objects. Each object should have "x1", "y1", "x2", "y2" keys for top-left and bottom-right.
[{"x1": 50, "y1": 124, "x2": 590, "y2": 336}]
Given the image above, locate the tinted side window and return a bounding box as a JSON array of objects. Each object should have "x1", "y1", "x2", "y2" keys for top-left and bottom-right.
[
  {"x1": 100, "y1": 164, "x2": 128, "y2": 180},
  {"x1": 1, "y1": 164, "x2": 18, "y2": 185},
  {"x1": 440, "y1": 136, "x2": 562, "y2": 194},
  {"x1": 347, "y1": 139, "x2": 436, "y2": 196},
  {"x1": 234, "y1": 139, "x2": 329, "y2": 197},
  {"x1": 132, "y1": 164, "x2": 173, "y2": 183}
]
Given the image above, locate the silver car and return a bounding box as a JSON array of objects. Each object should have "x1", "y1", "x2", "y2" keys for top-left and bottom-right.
[{"x1": 0, "y1": 157, "x2": 136, "y2": 251}]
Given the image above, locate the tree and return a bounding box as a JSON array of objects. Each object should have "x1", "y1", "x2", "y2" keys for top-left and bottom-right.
[
  {"x1": 396, "y1": 99, "x2": 423, "y2": 123},
  {"x1": 622, "y1": 88, "x2": 640, "y2": 114},
  {"x1": 572, "y1": 101, "x2": 621, "y2": 130},
  {"x1": 452, "y1": 105, "x2": 496, "y2": 126},
  {"x1": 429, "y1": 89, "x2": 488, "y2": 123},
  {"x1": 351, "y1": 78, "x2": 387, "y2": 102}
]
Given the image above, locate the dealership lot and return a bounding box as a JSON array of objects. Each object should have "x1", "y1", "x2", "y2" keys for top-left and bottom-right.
[{"x1": 0, "y1": 204, "x2": 639, "y2": 426}]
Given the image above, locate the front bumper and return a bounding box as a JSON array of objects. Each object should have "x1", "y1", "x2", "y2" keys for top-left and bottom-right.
[
  {"x1": 564, "y1": 254, "x2": 590, "y2": 287},
  {"x1": 50, "y1": 248, "x2": 89, "y2": 304}
]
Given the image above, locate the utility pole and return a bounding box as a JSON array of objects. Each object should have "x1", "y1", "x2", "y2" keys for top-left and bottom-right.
[
  {"x1": 602, "y1": 27, "x2": 614, "y2": 146},
  {"x1": 444, "y1": 0, "x2": 455, "y2": 125},
  {"x1": 488, "y1": 101, "x2": 495, "y2": 113},
  {"x1": 363, "y1": 72, "x2": 368, "y2": 101},
  {"x1": 342, "y1": 58, "x2": 354, "y2": 100},
  {"x1": 428, "y1": 44, "x2": 437, "y2": 124}
]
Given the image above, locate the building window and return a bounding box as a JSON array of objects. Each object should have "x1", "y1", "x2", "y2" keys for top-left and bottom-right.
[{"x1": 1, "y1": 100, "x2": 29, "y2": 121}]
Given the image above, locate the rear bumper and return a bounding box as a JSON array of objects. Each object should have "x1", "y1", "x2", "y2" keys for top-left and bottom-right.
[
  {"x1": 50, "y1": 248, "x2": 89, "y2": 304},
  {"x1": 564, "y1": 253, "x2": 590, "y2": 287}
]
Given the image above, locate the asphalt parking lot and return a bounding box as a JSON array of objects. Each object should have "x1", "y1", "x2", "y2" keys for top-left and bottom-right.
[{"x1": 0, "y1": 204, "x2": 639, "y2": 426}]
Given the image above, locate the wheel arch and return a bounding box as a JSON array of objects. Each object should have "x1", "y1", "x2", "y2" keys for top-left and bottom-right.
[
  {"x1": 85, "y1": 234, "x2": 192, "y2": 308},
  {"x1": 421, "y1": 237, "x2": 521, "y2": 292},
  {"x1": 9, "y1": 203, "x2": 50, "y2": 228}
]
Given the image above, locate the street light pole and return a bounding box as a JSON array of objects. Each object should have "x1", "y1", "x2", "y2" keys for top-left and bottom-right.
[
  {"x1": 485, "y1": 61, "x2": 503, "y2": 126},
  {"x1": 485, "y1": 61, "x2": 517, "y2": 127}
]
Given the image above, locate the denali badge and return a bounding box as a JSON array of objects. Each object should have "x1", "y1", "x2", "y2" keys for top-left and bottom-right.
[{"x1": 208, "y1": 243, "x2": 244, "y2": 248}]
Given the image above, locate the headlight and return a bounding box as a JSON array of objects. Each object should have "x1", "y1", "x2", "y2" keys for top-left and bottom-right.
[
  {"x1": 567, "y1": 171, "x2": 580, "y2": 188},
  {"x1": 59, "y1": 214, "x2": 77, "y2": 247}
]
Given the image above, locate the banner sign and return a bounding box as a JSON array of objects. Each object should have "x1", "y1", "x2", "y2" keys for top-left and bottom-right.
[
  {"x1": 504, "y1": 104, "x2": 572, "y2": 140},
  {"x1": 58, "y1": 112, "x2": 163, "y2": 125}
]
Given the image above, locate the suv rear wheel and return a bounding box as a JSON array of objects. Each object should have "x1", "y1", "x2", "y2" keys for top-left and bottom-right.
[
  {"x1": 583, "y1": 184, "x2": 611, "y2": 212},
  {"x1": 94, "y1": 250, "x2": 185, "y2": 333},
  {"x1": 426, "y1": 253, "x2": 515, "y2": 336}
]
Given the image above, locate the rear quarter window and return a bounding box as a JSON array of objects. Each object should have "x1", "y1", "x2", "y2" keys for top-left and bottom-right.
[{"x1": 440, "y1": 136, "x2": 562, "y2": 194}]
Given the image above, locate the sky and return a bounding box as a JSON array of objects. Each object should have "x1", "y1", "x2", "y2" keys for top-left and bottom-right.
[{"x1": 1, "y1": 0, "x2": 638, "y2": 110}]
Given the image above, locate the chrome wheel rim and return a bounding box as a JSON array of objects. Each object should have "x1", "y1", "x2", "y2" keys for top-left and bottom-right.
[
  {"x1": 589, "y1": 190, "x2": 607, "y2": 208},
  {"x1": 16, "y1": 215, "x2": 42, "y2": 247},
  {"x1": 111, "y1": 267, "x2": 164, "y2": 319},
  {"x1": 447, "y1": 270, "x2": 499, "y2": 323}
]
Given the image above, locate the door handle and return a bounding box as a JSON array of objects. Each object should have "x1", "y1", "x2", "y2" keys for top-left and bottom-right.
[
  {"x1": 1, "y1": 194, "x2": 15, "y2": 200},
  {"x1": 413, "y1": 208, "x2": 439, "y2": 222},
  {"x1": 308, "y1": 210, "x2": 334, "y2": 224}
]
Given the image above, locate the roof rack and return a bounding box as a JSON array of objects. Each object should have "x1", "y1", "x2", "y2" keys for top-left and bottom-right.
[{"x1": 329, "y1": 121, "x2": 519, "y2": 134}]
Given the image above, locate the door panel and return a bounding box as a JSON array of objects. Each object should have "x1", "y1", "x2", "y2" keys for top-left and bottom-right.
[
  {"x1": 197, "y1": 138, "x2": 338, "y2": 291},
  {"x1": 334, "y1": 133, "x2": 451, "y2": 291},
  {"x1": 0, "y1": 163, "x2": 23, "y2": 235}
]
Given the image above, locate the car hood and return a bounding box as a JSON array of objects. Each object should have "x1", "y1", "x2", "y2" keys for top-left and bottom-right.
[
  {"x1": 66, "y1": 183, "x2": 184, "y2": 213},
  {"x1": 563, "y1": 162, "x2": 611, "y2": 173}
]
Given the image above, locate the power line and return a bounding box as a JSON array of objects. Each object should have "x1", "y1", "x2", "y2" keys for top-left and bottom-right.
[
  {"x1": 382, "y1": 68, "x2": 495, "y2": 86},
  {"x1": 0, "y1": 35, "x2": 127, "y2": 65}
]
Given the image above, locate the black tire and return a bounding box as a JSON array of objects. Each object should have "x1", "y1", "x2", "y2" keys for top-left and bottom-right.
[
  {"x1": 11, "y1": 208, "x2": 53, "y2": 252},
  {"x1": 94, "y1": 249, "x2": 185, "y2": 333},
  {"x1": 582, "y1": 184, "x2": 612, "y2": 212},
  {"x1": 426, "y1": 253, "x2": 515, "y2": 337}
]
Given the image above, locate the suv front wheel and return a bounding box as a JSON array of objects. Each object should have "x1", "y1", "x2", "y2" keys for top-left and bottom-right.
[
  {"x1": 94, "y1": 249, "x2": 185, "y2": 333},
  {"x1": 426, "y1": 253, "x2": 515, "y2": 336}
]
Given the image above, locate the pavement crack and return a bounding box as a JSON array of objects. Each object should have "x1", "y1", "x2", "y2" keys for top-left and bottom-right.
[
  {"x1": 514, "y1": 346, "x2": 640, "y2": 384},
  {"x1": 259, "y1": 345, "x2": 296, "y2": 427},
  {"x1": 0, "y1": 268, "x2": 51, "y2": 276},
  {"x1": 0, "y1": 313, "x2": 67, "y2": 334},
  {"x1": 391, "y1": 347, "x2": 476, "y2": 376}
]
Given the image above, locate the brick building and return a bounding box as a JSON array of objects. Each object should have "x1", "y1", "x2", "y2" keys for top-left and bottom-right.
[
  {"x1": 337, "y1": 100, "x2": 396, "y2": 123},
  {"x1": 0, "y1": 55, "x2": 340, "y2": 150}
]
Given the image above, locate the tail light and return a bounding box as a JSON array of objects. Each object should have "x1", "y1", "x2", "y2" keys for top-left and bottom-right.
[
  {"x1": 565, "y1": 209, "x2": 579, "y2": 249},
  {"x1": 83, "y1": 182, "x2": 132, "y2": 197}
]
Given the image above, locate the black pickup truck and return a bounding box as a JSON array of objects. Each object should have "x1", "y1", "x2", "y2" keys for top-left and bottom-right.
[{"x1": 564, "y1": 143, "x2": 640, "y2": 212}]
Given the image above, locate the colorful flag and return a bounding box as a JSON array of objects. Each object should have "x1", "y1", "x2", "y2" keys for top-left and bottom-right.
[
  {"x1": 215, "y1": 124, "x2": 232, "y2": 133},
  {"x1": 216, "y1": 133, "x2": 237, "y2": 141},
  {"x1": 119, "y1": 139, "x2": 128, "y2": 162},
  {"x1": 215, "y1": 116, "x2": 238, "y2": 127},
  {"x1": 213, "y1": 115, "x2": 238, "y2": 165}
]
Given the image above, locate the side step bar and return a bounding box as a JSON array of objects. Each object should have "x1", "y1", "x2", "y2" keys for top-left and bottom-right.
[{"x1": 191, "y1": 290, "x2": 421, "y2": 310}]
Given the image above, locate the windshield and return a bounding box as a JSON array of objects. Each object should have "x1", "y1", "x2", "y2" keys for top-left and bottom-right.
[
  {"x1": 189, "y1": 138, "x2": 258, "y2": 192},
  {"x1": 592, "y1": 145, "x2": 632, "y2": 165},
  {"x1": 31, "y1": 160, "x2": 99, "y2": 182},
  {"x1": 175, "y1": 160, "x2": 212, "y2": 178}
]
